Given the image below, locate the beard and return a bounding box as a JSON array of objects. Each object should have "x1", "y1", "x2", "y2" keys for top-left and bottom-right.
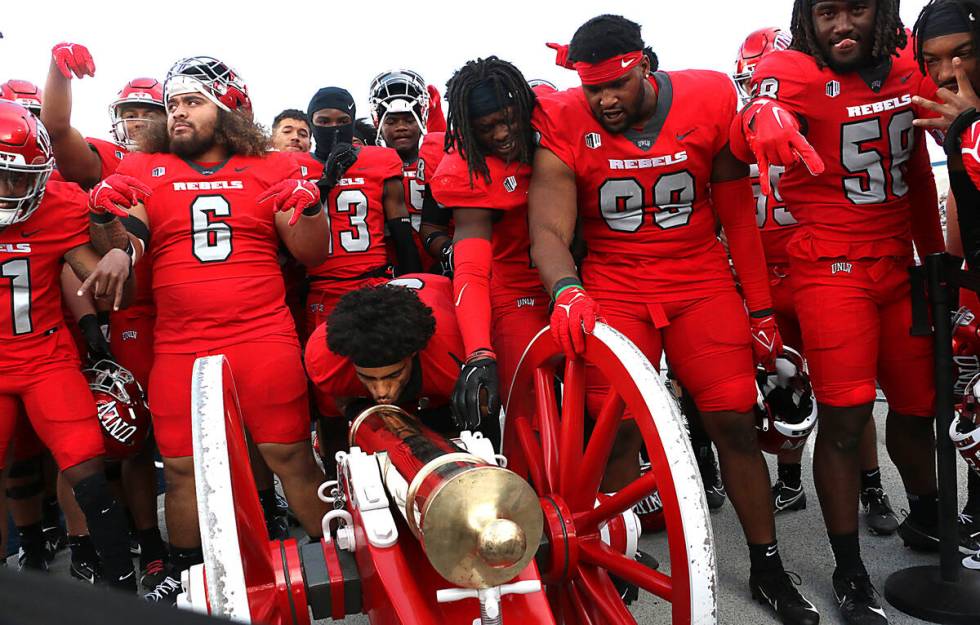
[{"x1": 170, "y1": 125, "x2": 216, "y2": 159}]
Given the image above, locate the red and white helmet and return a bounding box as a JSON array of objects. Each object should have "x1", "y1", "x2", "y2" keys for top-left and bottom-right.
[
  {"x1": 756, "y1": 347, "x2": 817, "y2": 454},
  {"x1": 733, "y1": 27, "x2": 792, "y2": 100},
  {"x1": 952, "y1": 373, "x2": 980, "y2": 474},
  {"x1": 369, "y1": 69, "x2": 429, "y2": 144},
  {"x1": 529, "y1": 78, "x2": 558, "y2": 96},
  {"x1": 164, "y1": 56, "x2": 251, "y2": 115},
  {"x1": 109, "y1": 77, "x2": 164, "y2": 149},
  {"x1": 0, "y1": 80, "x2": 43, "y2": 117},
  {"x1": 0, "y1": 101, "x2": 54, "y2": 227},
  {"x1": 85, "y1": 359, "x2": 151, "y2": 459},
  {"x1": 953, "y1": 306, "x2": 980, "y2": 400}
]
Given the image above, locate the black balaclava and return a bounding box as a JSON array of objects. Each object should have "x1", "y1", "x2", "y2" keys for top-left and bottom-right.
[{"x1": 308, "y1": 86, "x2": 356, "y2": 161}]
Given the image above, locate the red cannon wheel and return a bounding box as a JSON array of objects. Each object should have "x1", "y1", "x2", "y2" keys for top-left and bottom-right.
[
  {"x1": 503, "y1": 323, "x2": 716, "y2": 625},
  {"x1": 190, "y1": 355, "x2": 306, "y2": 624}
]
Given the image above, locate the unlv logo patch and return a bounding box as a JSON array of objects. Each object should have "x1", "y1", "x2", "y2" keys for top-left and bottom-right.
[
  {"x1": 97, "y1": 400, "x2": 137, "y2": 445},
  {"x1": 503, "y1": 175, "x2": 517, "y2": 192},
  {"x1": 152, "y1": 167, "x2": 166, "y2": 177},
  {"x1": 585, "y1": 133, "x2": 602, "y2": 149},
  {"x1": 825, "y1": 80, "x2": 841, "y2": 98}
]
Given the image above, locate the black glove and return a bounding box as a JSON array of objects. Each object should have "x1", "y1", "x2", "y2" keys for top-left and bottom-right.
[
  {"x1": 439, "y1": 239, "x2": 454, "y2": 278},
  {"x1": 318, "y1": 143, "x2": 359, "y2": 194},
  {"x1": 78, "y1": 313, "x2": 113, "y2": 365},
  {"x1": 450, "y1": 348, "x2": 500, "y2": 431}
]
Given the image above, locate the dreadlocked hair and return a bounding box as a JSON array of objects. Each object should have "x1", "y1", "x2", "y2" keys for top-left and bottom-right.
[
  {"x1": 568, "y1": 14, "x2": 645, "y2": 63},
  {"x1": 444, "y1": 56, "x2": 536, "y2": 187},
  {"x1": 326, "y1": 285, "x2": 435, "y2": 366},
  {"x1": 790, "y1": 0, "x2": 906, "y2": 67},
  {"x1": 912, "y1": 0, "x2": 980, "y2": 74}
]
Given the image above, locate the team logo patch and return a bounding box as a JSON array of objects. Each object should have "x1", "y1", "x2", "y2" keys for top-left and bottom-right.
[
  {"x1": 151, "y1": 167, "x2": 165, "y2": 177},
  {"x1": 831, "y1": 261, "x2": 852, "y2": 275},
  {"x1": 115, "y1": 150, "x2": 125, "y2": 160},
  {"x1": 585, "y1": 132, "x2": 602, "y2": 149},
  {"x1": 825, "y1": 80, "x2": 841, "y2": 98},
  {"x1": 503, "y1": 175, "x2": 518, "y2": 193},
  {"x1": 121, "y1": 330, "x2": 138, "y2": 341},
  {"x1": 635, "y1": 139, "x2": 652, "y2": 150}
]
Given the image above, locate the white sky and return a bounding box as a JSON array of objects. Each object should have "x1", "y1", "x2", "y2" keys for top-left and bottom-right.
[{"x1": 0, "y1": 0, "x2": 938, "y2": 150}]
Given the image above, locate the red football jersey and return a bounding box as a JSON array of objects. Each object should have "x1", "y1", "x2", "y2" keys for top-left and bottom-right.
[
  {"x1": 404, "y1": 132, "x2": 446, "y2": 229},
  {"x1": 306, "y1": 146, "x2": 403, "y2": 282},
  {"x1": 49, "y1": 137, "x2": 126, "y2": 183},
  {"x1": 430, "y1": 150, "x2": 543, "y2": 303},
  {"x1": 115, "y1": 151, "x2": 301, "y2": 353},
  {"x1": 750, "y1": 163, "x2": 797, "y2": 264},
  {"x1": 304, "y1": 274, "x2": 462, "y2": 416},
  {"x1": 533, "y1": 71, "x2": 740, "y2": 302},
  {"x1": 0, "y1": 181, "x2": 89, "y2": 373},
  {"x1": 749, "y1": 43, "x2": 936, "y2": 259}
]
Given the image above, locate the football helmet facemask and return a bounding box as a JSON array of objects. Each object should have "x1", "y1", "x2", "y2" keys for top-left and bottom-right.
[
  {"x1": 164, "y1": 56, "x2": 251, "y2": 115},
  {"x1": 733, "y1": 27, "x2": 792, "y2": 100},
  {"x1": 109, "y1": 77, "x2": 164, "y2": 149},
  {"x1": 0, "y1": 101, "x2": 54, "y2": 227},
  {"x1": 368, "y1": 69, "x2": 429, "y2": 145},
  {"x1": 84, "y1": 359, "x2": 151, "y2": 459},
  {"x1": 952, "y1": 373, "x2": 980, "y2": 475},
  {"x1": 755, "y1": 347, "x2": 817, "y2": 454}
]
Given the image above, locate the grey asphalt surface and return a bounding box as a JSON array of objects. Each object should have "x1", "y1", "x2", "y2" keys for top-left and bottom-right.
[{"x1": 6, "y1": 400, "x2": 976, "y2": 624}]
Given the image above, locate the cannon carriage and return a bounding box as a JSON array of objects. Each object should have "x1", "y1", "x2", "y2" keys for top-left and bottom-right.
[{"x1": 179, "y1": 324, "x2": 717, "y2": 624}]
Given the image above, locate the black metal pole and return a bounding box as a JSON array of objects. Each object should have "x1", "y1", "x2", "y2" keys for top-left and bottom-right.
[
  {"x1": 927, "y1": 253, "x2": 961, "y2": 583},
  {"x1": 885, "y1": 253, "x2": 980, "y2": 624}
]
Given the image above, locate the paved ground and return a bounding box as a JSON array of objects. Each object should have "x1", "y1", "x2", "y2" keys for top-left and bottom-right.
[{"x1": 5, "y1": 399, "x2": 977, "y2": 624}]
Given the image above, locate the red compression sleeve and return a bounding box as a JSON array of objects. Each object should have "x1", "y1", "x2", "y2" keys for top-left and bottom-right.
[
  {"x1": 713, "y1": 177, "x2": 772, "y2": 313},
  {"x1": 729, "y1": 106, "x2": 756, "y2": 164},
  {"x1": 452, "y1": 237, "x2": 494, "y2": 356},
  {"x1": 908, "y1": 134, "x2": 944, "y2": 257}
]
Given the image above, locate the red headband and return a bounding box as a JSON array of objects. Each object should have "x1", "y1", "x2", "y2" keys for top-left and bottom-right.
[{"x1": 546, "y1": 43, "x2": 644, "y2": 85}]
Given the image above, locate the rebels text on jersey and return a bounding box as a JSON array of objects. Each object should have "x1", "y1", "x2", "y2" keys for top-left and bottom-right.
[
  {"x1": 0, "y1": 181, "x2": 89, "y2": 372},
  {"x1": 304, "y1": 275, "x2": 462, "y2": 416},
  {"x1": 430, "y1": 150, "x2": 543, "y2": 305},
  {"x1": 749, "y1": 45, "x2": 937, "y2": 258},
  {"x1": 533, "y1": 71, "x2": 741, "y2": 302},
  {"x1": 115, "y1": 151, "x2": 301, "y2": 353},
  {"x1": 300, "y1": 146, "x2": 403, "y2": 282}
]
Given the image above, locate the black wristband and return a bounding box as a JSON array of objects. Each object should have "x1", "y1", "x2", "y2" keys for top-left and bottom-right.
[
  {"x1": 423, "y1": 230, "x2": 451, "y2": 250},
  {"x1": 551, "y1": 276, "x2": 584, "y2": 300},
  {"x1": 302, "y1": 204, "x2": 323, "y2": 217},
  {"x1": 89, "y1": 211, "x2": 115, "y2": 224},
  {"x1": 749, "y1": 308, "x2": 775, "y2": 318},
  {"x1": 945, "y1": 107, "x2": 980, "y2": 156}
]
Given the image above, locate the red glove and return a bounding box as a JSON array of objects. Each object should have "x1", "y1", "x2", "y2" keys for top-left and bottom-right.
[
  {"x1": 742, "y1": 99, "x2": 824, "y2": 196},
  {"x1": 749, "y1": 311, "x2": 784, "y2": 371},
  {"x1": 257, "y1": 179, "x2": 320, "y2": 226},
  {"x1": 961, "y1": 118, "x2": 980, "y2": 191},
  {"x1": 426, "y1": 84, "x2": 447, "y2": 133},
  {"x1": 51, "y1": 42, "x2": 95, "y2": 79},
  {"x1": 551, "y1": 281, "x2": 600, "y2": 358},
  {"x1": 88, "y1": 174, "x2": 151, "y2": 217}
]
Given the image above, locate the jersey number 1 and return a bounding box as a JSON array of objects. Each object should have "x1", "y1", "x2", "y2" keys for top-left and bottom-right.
[{"x1": 1, "y1": 258, "x2": 32, "y2": 335}]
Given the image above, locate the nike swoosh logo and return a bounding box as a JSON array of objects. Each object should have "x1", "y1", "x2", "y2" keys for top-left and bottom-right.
[
  {"x1": 20, "y1": 229, "x2": 41, "y2": 237},
  {"x1": 455, "y1": 283, "x2": 467, "y2": 307},
  {"x1": 76, "y1": 570, "x2": 96, "y2": 583},
  {"x1": 621, "y1": 58, "x2": 633, "y2": 68},
  {"x1": 900, "y1": 72, "x2": 914, "y2": 83},
  {"x1": 676, "y1": 129, "x2": 695, "y2": 141},
  {"x1": 870, "y1": 606, "x2": 887, "y2": 617}
]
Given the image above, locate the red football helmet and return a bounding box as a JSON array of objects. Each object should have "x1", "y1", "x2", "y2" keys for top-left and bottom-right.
[
  {"x1": 756, "y1": 347, "x2": 817, "y2": 454},
  {"x1": 85, "y1": 359, "x2": 151, "y2": 459},
  {"x1": 0, "y1": 101, "x2": 54, "y2": 227},
  {"x1": 529, "y1": 79, "x2": 558, "y2": 97},
  {"x1": 952, "y1": 373, "x2": 980, "y2": 474},
  {"x1": 368, "y1": 69, "x2": 430, "y2": 145},
  {"x1": 109, "y1": 77, "x2": 164, "y2": 149},
  {"x1": 733, "y1": 27, "x2": 792, "y2": 99},
  {"x1": 0, "y1": 80, "x2": 43, "y2": 116},
  {"x1": 164, "y1": 56, "x2": 251, "y2": 115},
  {"x1": 953, "y1": 306, "x2": 980, "y2": 400}
]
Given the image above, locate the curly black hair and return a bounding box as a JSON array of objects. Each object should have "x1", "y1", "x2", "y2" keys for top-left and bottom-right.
[
  {"x1": 353, "y1": 117, "x2": 378, "y2": 146},
  {"x1": 444, "y1": 56, "x2": 536, "y2": 186},
  {"x1": 912, "y1": 0, "x2": 980, "y2": 74},
  {"x1": 790, "y1": 0, "x2": 906, "y2": 67},
  {"x1": 568, "y1": 14, "x2": 645, "y2": 64},
  {"x1": 326, "y1": 285, "x2": 435, "y2": 367}
]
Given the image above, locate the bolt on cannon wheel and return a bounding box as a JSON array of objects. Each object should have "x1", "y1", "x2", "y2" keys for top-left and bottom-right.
[{"x1": 503, "y1": 323, "x2": 717, "y2": 625}]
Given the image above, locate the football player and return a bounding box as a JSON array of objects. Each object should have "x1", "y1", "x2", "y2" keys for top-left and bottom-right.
[
  {"x1": 730, "y1": 2, "x2": 954, "y2": 622},
  {"x1": 0, "y1": 100, "x2": 138, "y2": 591},
  {"x1": 300, "y1": 86, "x2": 421, "y2": 336},
  {"x1": 85, "y1": 56, "x2": 329, "y2": 604},
  {"x1": 40, "y1": 42, "x2": 170, "y2": 587},
  {"x1": 369, "y1": 69, "x2": 447, "y2": 268},
  {"x1": 735, "y1": 26, "x2": 899, "y2": 534},
  {"x1": 531, "y1": 15, "x2": 819, "y2": 624},
  {"x1": 911, "y1": 0, "x2": 980, "y2": 539},
  {"x1": 305, "y1": 276, "x2": 462, "y2": 446},
  {"x1": 429, "y1": 56, "x2": 547, "y2": 451},
  {"x1": 0, "y1": 80, "x2": 43, "y2": 116},
  {"x1": 270, "y1": 109, "x2": 311, "y2": 153}
]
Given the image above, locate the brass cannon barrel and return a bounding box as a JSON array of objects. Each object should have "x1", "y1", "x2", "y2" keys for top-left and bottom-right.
[{"x1": 349, "y1": 405, "x2": 543, "y2": 589}]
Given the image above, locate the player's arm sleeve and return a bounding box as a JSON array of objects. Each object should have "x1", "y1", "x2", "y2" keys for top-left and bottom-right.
[
  {"x1": 712, "y1": 175, "x2": 773, "y2": 313},
  {"x1": 907, "y1": 129, "x2": 944, "y2": 257},
  {"x1": 452, "y1": 236, "x2": 494, "y2": 356}
]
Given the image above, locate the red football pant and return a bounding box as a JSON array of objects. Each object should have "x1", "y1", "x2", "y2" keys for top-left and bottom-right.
[
  {"x1": 791, "y1": 256, "x2": 934, "y2": 416},
  {"x1": 0, "y1": 364, "x2": 104, "y2": 471},
  {"x1": 588, "y1": 289, "x2": 758, "y2": 417},
  {"x1": 149, "y1": 340, "x2": 310, "y2": 458},
  {"x1": 110, "y1": 308, "x2": 155, "y2": 389},
  {"x1": 769, "y1": 264, "x2": 803, "y2": 350},
  {"x1": 305, "y1": 279, "x2": 390, "y2": 341},
  {"x1": 492, "y1": 296, "x2": 550, "y2": 406}
]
